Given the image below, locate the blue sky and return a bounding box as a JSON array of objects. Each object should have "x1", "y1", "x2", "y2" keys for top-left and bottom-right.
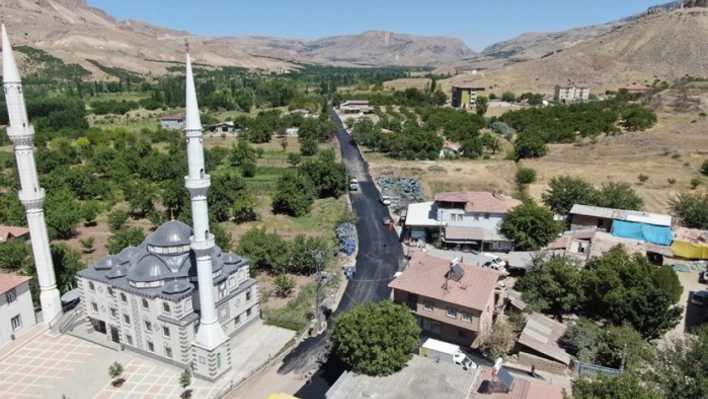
[{"x1": 87, "y1": 0, "x2": 665, "y2": 51}]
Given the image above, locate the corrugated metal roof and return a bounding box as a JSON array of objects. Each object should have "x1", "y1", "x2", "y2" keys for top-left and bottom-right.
[
  {"x1": 518, "y1": 313, "x2": 571, "y2": 365},
  {"x1": 404, "y1": 202, "x2": 441, "y2": 227},
  {"x1": 569, "y1": 204, "x2": 672, "y2": 227}
]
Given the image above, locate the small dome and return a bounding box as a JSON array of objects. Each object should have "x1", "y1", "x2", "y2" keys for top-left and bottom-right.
[
  {"x1": 117, "y1": 246, "x2": 140, "y2": 263},
  {"x1": 222, "y1": 253, "x2": 241, "y2": 264},
  {"x1": 145, "y1": 221, "x2": 193, "y2": 247},
  {"x1": 94, "y1": 255, "x2": 120, "y2": 270},
  {"x1": 162, "y1": 280, "x2": 192, "y2": 295},
  {"x1": 128, "y1": 255, "x2": 171, "y2": 282},
  {"x1": 106, "y1": 265, "x2": 128, "y2": 279}
]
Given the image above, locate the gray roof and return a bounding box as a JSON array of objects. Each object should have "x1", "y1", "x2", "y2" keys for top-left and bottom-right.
[
  {"x1": 569, "y1": 204, "x2": 672, "y2": 227},
  {"x1": 77, "y1": 220, "x2": 250, "y2": 300},
  {"x1": 518, "y1": 313, "x2": 571, "y2": 365},
  {"x1": 145, "y1": 221, "x2": 193, "y2": 246}
]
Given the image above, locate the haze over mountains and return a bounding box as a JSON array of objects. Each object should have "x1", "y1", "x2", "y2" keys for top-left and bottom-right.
[{"x1": 0, "y1": 0, "x2": 707, "y2": 87}]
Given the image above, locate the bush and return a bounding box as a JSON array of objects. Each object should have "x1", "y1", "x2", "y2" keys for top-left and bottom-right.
[
  {"x1": 515, "y1": 167, "x2": 537, "y2": 186},
  {"x1": 274, "y1": 275, "x2": 297, "y2": 298},
  {"x1": 637, "y1": 174, "x2": 649, "y2": 185},
  {"x1": 701, "y1": 160, "x2": 708, "y2": 176},
  {"x1": 691, "y1": 177, "x2": 703, "y2": 189},
  {"x1": 241, "y1": 161, "x2": 257, "y2": 178},
  {"x1": 667, "y1": 178, "x2": 676, "y2": 185}
]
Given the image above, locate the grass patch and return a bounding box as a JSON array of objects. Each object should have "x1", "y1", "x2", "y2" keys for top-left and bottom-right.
[
  {"x1": 292, "y1": 197, "x2": 344, "y2": 232},
  {"x1": 262, "y1": 282, "x2": 315, "y2": 331}
]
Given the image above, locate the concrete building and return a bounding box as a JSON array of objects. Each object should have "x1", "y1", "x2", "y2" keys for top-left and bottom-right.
[
  {"x1": 76, "y1": 53, "x2": 260, "y2": 382},
  {"x1": 160, "y1": 115, "x2": 185, "y2": 130},
  {"x1": 404, "y1": 191, "x2": 522, "y2": 252},
  {"x1": 554, "y1": 83, "x2": 590, "y2": 103},
  {"x1": 2, "y1": 24, "x2": 63, "y2": 325},
  {"x1": 0, "y1": 273, "x2": 36, "y2": 345},
  {"x1": 389, "y1": 253, "x2": 505, "y2": 347},
  {"x1": 451, "y1": 83, "x2": 486, "y2": 108}
]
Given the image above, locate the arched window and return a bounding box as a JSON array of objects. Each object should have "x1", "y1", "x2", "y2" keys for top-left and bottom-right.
[
  {"x1": 89, "y1": 281, "x2": 95, "y2": 291},
  {"x1": 200, "y1": 168, "x2": 204, "y2": 178},
  {"x1": 107, "y1": 287, "x2": 114, "y2": 297},
  {"x1": 142, "y1": 298, "x2": 149, "y2": 310},
  {"x1": 163, "y1": 302, "x2": 171, "y2": 314},
  {"x1": 120, "y1": 293, "x2": 127, "y2": 303}
]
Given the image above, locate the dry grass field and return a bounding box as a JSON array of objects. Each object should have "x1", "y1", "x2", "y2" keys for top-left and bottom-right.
[{"x1": 363, "y1": 108, "x2": 708, "y2": 214}]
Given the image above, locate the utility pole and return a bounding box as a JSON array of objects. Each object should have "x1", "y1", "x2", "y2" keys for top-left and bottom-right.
[
  {"x1": 620, "y1": 343, "x2": 628, "y2": 372},
  {"x1": 313, "y1": 250, "x2": 326, "y2": 334}
]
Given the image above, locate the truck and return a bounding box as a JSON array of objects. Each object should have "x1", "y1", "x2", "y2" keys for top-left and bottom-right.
[
  {"x1": 349, "y1": 179, "x2": 359, "y2": 191},
  {"x1": 419, "y1": 338, "x2": 476, "y2": 369}
]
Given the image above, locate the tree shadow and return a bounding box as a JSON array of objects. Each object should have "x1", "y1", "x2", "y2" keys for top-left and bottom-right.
[
  {"x1": 180, "y1": 389, "x2": 193, "y2": 398},
  {"x1": 111, "y1": 377, "x2": 126, "y2": 387}
]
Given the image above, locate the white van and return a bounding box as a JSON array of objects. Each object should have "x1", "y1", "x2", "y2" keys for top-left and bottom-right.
[
  {"x1": 692, "y1": 291, "x2": 708, "y2": 307},
  {"x1": 482, "y1": 253, "x2": 507, "y2": 269}
]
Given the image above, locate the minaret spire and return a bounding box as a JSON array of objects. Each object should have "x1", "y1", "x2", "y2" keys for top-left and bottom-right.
[
  {"x1": 184, "y1": 50, "x2": 230, "y2": 378},
  {"x1": 2, "y1": 24, "x2": 63, "y2": 324}
]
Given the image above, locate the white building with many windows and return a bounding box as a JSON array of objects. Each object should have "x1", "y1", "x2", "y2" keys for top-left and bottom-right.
[{"x1": 0, "y1": 273, "x2": 36, "y2": 345}]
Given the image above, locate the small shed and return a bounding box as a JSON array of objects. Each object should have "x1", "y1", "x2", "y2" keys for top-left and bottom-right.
[{"x1": 515, "y1": 313, "x2": 572, "y2": 374}]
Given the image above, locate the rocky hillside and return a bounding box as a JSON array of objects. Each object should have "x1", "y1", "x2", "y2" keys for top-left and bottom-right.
[
  {"x1": 448, "y1": 6, "x2": 708, "y2": 95},
  {"x1": 477, "y1": 1, "x2": 684, "y2": 62},
  {"x1": 0, "y1": 0, "x2": 476, "y2": 79}
]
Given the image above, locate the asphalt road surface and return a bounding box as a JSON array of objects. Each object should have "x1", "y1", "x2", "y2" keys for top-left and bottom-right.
[{"x1": 277, "y1": 110, "x2": 406, "y2": 398}]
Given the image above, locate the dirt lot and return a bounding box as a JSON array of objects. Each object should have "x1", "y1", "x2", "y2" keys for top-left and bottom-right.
[{"x1": 363, "y1": 112, "x2": 708, "y2": 214}]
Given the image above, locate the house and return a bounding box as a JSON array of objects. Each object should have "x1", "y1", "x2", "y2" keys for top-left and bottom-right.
[
  {"x1": 451, "y1": 83, "x2": 486, "y2": 108},
  {"x1": 160, "y1": 115, "x2": 185, "y2": 130},
  {"x1": 207, "y1": 121, "x2": 236, "y2": 134},
  {"x1": 388, "y1": 253, "x2": 505, "y2": 347},
  {"x1": 285, "y1": 109, "x2": 311, "y2": 117},
  {"x1": 439, "y1": 140, "x2": 461, "y2": 158},
  {"x1": 515, "y1": 313, "x2": 573, "y2": 374},
  {"x1": 554, "y1": 83, "x2": 590, "y2": 103},
  {"x1": 623, "y1": 85, "x2": 653, "y2": 94},
  {"x1": 338, "y1": 100, "x2": 374, "y2": 114},
  {"x1": 0, "y1": 225, "x2": 29, "y2": 243},
  {"x1": 76, "y1": 221, "x2": 260, "y2": 374},
  {"x1": 404, "y1": 191, "x2": 521, "y2": 252},
  {"x1": 325, "y1": 355, "x2": 479, "y2": 399},
  {"x1": 568, "y1": 204, "x2": 673, "y2": 246},
  {"x1": 0, "y1": 273, "x2": 36, "y2": 345}
]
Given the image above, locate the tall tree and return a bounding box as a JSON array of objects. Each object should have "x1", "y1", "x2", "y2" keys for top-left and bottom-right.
[
  {"x1": 499, "y1": 201, "x2": 561, "y2": 250},
  {"x1": 542, "y1": 175, "x2": 597, "y2": 215},
  {"x1": 330, "y1": 301, "x2": 421, "y2": 377}
]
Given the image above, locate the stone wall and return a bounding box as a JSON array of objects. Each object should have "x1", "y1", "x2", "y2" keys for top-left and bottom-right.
[{"x1": 517, "y1": 351, "x2": 570, "y2": 375}]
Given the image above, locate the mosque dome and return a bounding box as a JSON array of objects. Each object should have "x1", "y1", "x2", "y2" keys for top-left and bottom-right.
[
  {"x1": 116, "y1": 246, "x2": 140, "y2": 264},
  {"x1": 106, "y1": 265, "x2": 128, "y2": 279},
  {"x1": 162, "y1": 280, "x2": 192, "y2": 295},
  {"x1": 94, "y1": 255, "x2": 120, "y2": 271},
  {"x1": 128, "y1": 255, "x2": 172, "y2": 282},
  {"x1": 222, "y1": 253, "x2": 241, "y2": 264},
  {"x1": 145, "y1": 221, "x2": 193, "y2": 247}
]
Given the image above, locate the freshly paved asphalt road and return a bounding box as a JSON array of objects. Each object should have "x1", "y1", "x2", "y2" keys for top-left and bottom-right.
[{"x1": 278, "y1": 110, "x2": 406, "y2": 398}]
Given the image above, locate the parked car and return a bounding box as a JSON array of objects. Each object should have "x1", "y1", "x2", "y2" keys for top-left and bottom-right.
[
  {"x1": 380, "y1": 195, "x2": 392, "y2": 206},
  {"x1": 699, "y1": 271, "x2": 707, "y2": 284},
  {"x1": 382, "y1": 216, "x2": 391, "y2": 225}
]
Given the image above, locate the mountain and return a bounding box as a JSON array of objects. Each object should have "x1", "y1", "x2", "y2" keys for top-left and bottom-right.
[
  {"x1": 477, "y1": 1, "x2": 684, "y2": 62},
  {"x1": 0, "y1": 0, "x2": 476, "y2": 79},
  {"x1": 450, "y1": 5, "x2": 708, "y2": 94}
]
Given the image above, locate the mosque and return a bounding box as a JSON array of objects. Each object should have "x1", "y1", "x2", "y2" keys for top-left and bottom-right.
[{"x1": 2, "y1": 25, "x2": 260, "y2": 381}]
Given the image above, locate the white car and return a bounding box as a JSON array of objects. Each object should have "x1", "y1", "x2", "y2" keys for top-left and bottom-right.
[
  {"x1": 482, "y1": 253, "x2": 507, "y2": 269},
  {"x1": 453, "y1": 351, "x2": 478, "y2": 370},
  {"x1": 380, "y1": 195, "x2": 392, "y2": 206}
]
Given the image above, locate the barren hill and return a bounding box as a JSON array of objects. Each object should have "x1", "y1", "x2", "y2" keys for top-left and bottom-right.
[
  {"x1": 0, "y1": 0, "x2": 476, "y2": 79},
  {"x1": 449, "y1": 7, "x2": 708, "y2": 95}
]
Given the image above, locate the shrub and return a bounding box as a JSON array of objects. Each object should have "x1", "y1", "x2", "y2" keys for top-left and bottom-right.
[
  {"x1": 667, "y1": 178, "x2": 676, "y2": 185},
  {"x1": 637, "y1": 174, "x2": 649, "y2": 185},
  {"x1": 701, "y1": 159, "x2": 708, "y2": 176},
  {"x1": 691, "y1": 177, "x2": 703, "y2": 189},
  {"x1": 274, "y1": 275, "x2": 297, "y2": 298},
  {"x1": 515, "y1": 167, "x2": 537, "y2": 186},
  {"x1": 241, "y1": 161, "x2": 257, "y2": 178}
]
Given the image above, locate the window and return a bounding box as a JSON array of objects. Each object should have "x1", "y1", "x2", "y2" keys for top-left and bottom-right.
[
  {"x1": 11, "y1": 315, "x2": 21, "y2": 331},
  {"x1": 144, "y1": 320, "x2": 152, "y2": 333},
  {"x1": 246, "y1": 289, "x2": 252, "y2": 302},
  {"x1": 147, "y1": 341, "x2": 154, "y2": 353},
  {"x1": 107, "y1": 287, "x2": 114, "y2": 297},
  {"x1": 110, "y1": 307, "x2": 118, "y2": 319},
  {"x1": 407, "y1": 293, "x2": 419, "y2": 302},
  {"x1": 163, "y1": 326, "x2": 170, "y2": 339},
  {"x1": 217, "y1": 353, "x2": 222, "y2": 369},
  {"x1": 234, "y1": 316, "x2": 241, "y2": 326},
  {"x1": 458, "y1": 329, "x2": 468, "y2": 338},
  {"x1": 89, "y1": 282, "x2": 95, "y2": 291},
  {"x1": 185, "y1": 299, "x2": 192, "y2": 312},
  {"x1": 246, "y1": 307, "x2": 252, "y2": 317},
  {"x1": 446, "y1": 307, "x2": 457, "y2": 319},
  {"x1": 91, "y1": 302, "x2": 98, "y2": 313},
  {"x1": 123, "y1": 313, "x2": 131, "y2": 325},
  {"x1": 165, "y1": 346, "x2": 173, "y2": 359},
  {"x1": 473, "y1": 214, "x2": 479, "y2": 221},
  {"x1": 142, "y1": 299, "x2": 149, "y2": 310},
  {"x1": 120, "y1": 293, "x2": 127, "y2": 303},
  {"x1": 228, "y1": 278, "x2": 236, "y2": 288},
  {"x1": 6, "y1": 288, "x2": 17, "y2": 303},
  {"x1": 423, "y1": 301, "x2": 434, "y2": 311},
  {"x1": 218, "y1": 284, "x2": 226, "y2": 300},
  {"x1": 163, "y1": 302, "x2": 171, "y2": 314},
  {"x1": 462, "y1": 312, "x2": 472, "y2": 322},
  {"x1": 125, "y1": 334, "x2": 133, "y2": 346},
  {"x1": 484, "y1": 213, "x2": 490, "y2": 220}
]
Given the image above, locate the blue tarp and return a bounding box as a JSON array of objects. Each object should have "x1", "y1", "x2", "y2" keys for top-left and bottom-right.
[{"x1": 611, "y1": 220, "x2": 673, "y2": 246}]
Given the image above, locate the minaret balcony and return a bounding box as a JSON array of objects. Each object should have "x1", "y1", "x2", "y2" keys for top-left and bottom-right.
[
  {"x1": 190, "y1": 235, "x2": 215, "y2": 254},
  {"x1": 19, "y1": 188, "x2": 45, "y2": 202},
  {"x1": 6, "y1": 125, "x2": 35, "y2": 146},
  {"x1": 185, "y1": 175, "x2": 210, "y2": 191}
]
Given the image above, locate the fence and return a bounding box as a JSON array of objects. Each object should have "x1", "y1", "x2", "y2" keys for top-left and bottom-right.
[{"x1": 574, "y1": 360, "x2": 621, "y2": 379}]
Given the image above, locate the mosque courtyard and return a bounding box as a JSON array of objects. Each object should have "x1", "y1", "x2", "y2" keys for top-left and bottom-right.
[{"x1": 0, "y1": 321, "x2": 295, "y2": 399}]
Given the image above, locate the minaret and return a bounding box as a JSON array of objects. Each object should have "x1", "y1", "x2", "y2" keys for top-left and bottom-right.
[
  {"x1": 184, "y1": 51, "x2": 230, "y2": 378},
  {"x1": 2, "y1": 24, "x2": 63, "y2": 325}
]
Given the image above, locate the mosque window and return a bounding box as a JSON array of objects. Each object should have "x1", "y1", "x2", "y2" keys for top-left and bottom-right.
[
  {"x1": 142, "y1": 298, "x2": 149, "y2": 310},
  {"x1": 107, "y1": 287, "x2": 114, "y2": 297},
  {"x1": 185, "y1": 298, "x2": 193, "y2": 312},
  {"x1": 163, "y1": 302, "x2": 171, "y2": 314},
  {"x1": 88, "y1": 282, "x2": 95, "y2": 291},
  {"x1": 120, "y1": 293, "x2": 127, "y2": 303}
]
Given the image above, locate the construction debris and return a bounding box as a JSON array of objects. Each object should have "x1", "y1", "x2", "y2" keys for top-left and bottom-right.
[
  {"x1": 336, "y1": 223, "x2": 357, "y2": 256},
  {"x1": 374, "y1": 176, "x2": 423, "y2": 209}
]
